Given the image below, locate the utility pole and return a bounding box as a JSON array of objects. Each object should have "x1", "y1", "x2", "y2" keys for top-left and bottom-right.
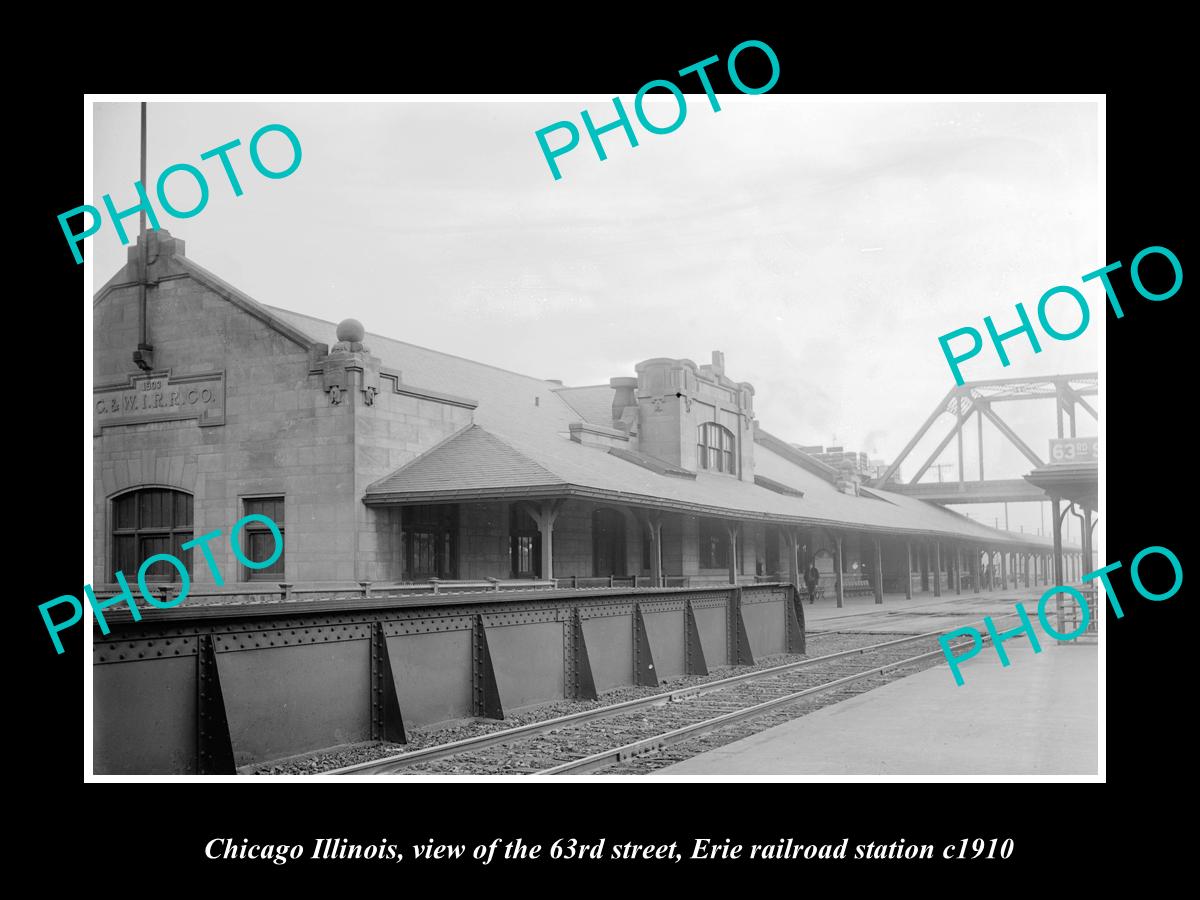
[{"x1": 931, "y1": 463, "x2": 954, "y2": 483}]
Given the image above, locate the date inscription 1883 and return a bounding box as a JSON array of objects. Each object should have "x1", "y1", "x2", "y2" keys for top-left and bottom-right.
[{"x1": 93, "y1": 371, "x2": 225, "y2": 433}]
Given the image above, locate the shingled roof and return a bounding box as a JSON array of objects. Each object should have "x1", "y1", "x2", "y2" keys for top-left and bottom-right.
[
  {"x1": 268, "y1": 305, "x2": 1061, "y2": 549},
  {"x1": 366, "y1": 425, "x2": 564, "y2": 498},
  {"x1": 553, "y1": 385, "x2": 617, "y2": 426}
]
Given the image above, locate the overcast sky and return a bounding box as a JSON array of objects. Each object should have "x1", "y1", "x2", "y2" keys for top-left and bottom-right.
[{"x1": 92, "y1": 98, "x2": 1100, "y2": 537}]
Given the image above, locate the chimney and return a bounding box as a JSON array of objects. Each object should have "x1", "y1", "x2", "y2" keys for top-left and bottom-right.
[
  {"x1": 711, "y1": 350, "x2": 725, "y2": 376},
  {"x1": 610, "y1": 376, "x2": 638, "y2": 424}
]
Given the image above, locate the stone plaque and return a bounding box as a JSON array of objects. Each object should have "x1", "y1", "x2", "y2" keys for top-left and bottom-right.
[{"x1": 94, "y1": 371, "x2": 225, "y2": 434}]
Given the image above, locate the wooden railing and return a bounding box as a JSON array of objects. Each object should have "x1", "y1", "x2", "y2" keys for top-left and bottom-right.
[
  {"x1": 93, "y1": 572, "x2": 782, "y2": 605},
  {"x1": 89, "y1": 578, "x2": 560, "y2": 605}
]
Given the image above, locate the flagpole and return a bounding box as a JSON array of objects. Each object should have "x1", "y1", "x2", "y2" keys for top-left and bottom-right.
[
  {"x1": 138, "y1": 101, "x2": 147, "y2": 351},
  {"x1": 139, "y1": 101, "x2": 147, "y2": 238},
  {"x1": 134, "y1": 101, "x2": 154, "y2": 370}
]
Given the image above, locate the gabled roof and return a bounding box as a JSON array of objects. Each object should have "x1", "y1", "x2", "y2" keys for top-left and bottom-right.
[
  {"x1": 95, "y1": 242, "x2": 1067, "y2": 550},
  {"x1": 264, "y1": 306, "x2": 1060, "y2": 548},
  {"x1": 366, "y1": 425, "x2": 564, "y2": 499},
  {"x1": 268, "y1": 306, "x2": 580, "y2": 441},
  {"x1": 94, "y1": 232, "x2": 325, "y2": 354}
]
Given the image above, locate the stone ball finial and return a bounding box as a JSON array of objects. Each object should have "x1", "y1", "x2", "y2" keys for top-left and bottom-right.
[{"x1": 336, "y1": 318, "x2": 365, "y2": 343}]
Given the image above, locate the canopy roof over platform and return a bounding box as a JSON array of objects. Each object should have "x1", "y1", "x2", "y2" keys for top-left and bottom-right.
[
  {"x1": 1024, "y1": 461, "x2": 1099, "y2": 512},
  {"x1": 269, "y1": 307, "x2": 1061, "y2": 551}
]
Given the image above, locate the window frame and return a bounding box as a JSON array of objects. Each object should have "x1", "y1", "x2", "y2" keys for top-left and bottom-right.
[
  {"x1": 509, "y1": 505, "x2": 541, "y2": 579},
  {"x1": 698, "y1": 519, "x2": 739, "y2": 571},
  {"x1": 110, "y1": 488, "x2": 194, "y2": 583},
  {"x1": 240, "y1": 495, "x2": 286, "y2": 582},
  {"x1": 403, "y1": 504, "x2": 459, "y2": 581},
  {"x1": 696, "y1": 422, "x2": 738, "y2": 475}
]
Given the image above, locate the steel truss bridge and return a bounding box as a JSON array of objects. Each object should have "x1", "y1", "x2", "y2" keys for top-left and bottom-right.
[{"x1": 874, "y1": 373, "x2": 1098, "y2": 504}]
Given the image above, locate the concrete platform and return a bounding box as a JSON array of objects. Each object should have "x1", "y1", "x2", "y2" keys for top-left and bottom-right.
[
  {"x1": 801, "y1": 589, "x2": 1053, "y2": 634},
  {"x1": 655, "y1": 638, "x2": 1098, "y2": 776}
]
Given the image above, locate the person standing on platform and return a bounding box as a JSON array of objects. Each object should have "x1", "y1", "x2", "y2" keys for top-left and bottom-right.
[{"x1": 804, "y1": 563, "x2": 821, "y2": 604}]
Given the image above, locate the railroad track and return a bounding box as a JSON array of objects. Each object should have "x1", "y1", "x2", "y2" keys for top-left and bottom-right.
[{"x1": 329, "y1": 618, "x2": 1011, "y2": 776}]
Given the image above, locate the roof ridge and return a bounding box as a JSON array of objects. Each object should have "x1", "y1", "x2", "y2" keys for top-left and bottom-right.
[
  {"x1": 176, "y1": 257, "x2": 325, "y2": 352},
  {"x1": 856, "y1": 486, "x2": 897, "y2": 506},
  {"x1": 554, "y1": 393, "x2": 587, "y2": 420},
  {"x1": 93, "y1": 252, "x2": 326, "y2": 354}
]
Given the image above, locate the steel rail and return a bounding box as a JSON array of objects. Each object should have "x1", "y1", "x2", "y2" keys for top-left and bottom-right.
[
  {"x1": 535, "y1": 644, "x2": 970, "y2": 775},
  {"x1": 327, "y1": 618, "x2": 1001, "y2": 776}
]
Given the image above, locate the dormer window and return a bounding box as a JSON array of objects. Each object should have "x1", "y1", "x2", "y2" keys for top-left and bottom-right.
[{"x1": 697, "y1": 422, "x2": 736, "y2": 474}]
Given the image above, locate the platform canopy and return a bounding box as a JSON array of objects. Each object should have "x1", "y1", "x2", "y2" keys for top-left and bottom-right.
[
  {"x1": 270, "y1": 305, "x2": 1067, "y2": 552},
  {"x1": 1023, "y1": 461, "x2": 1098, "y2": 512}
]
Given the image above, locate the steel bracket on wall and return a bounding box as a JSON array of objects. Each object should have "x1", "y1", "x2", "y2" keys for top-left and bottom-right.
[
  {"x1": 684, "y1": 599, "x2": 708, "y2": 676},
  {"x1": 197, "y1": 633, "x2": 236, "y2": 774},
  {"x1": 730, "y1": 586, "x2": 755, "y2": 666},
  {"x1": 787, "y1": 584, "x2": 807, "y2": 655},
  {"x1": 471, "y1": 614, "x2": 504, "y2": 720},
  {"x1": 633, "y1": 604, "x2": 659, "y2": 687},
  {"x1": 569, "y1": 608, "x2": 598, "y2": 700},
  {"x1": 370, "y1": 621, "x2": 407, "y2": 744}
]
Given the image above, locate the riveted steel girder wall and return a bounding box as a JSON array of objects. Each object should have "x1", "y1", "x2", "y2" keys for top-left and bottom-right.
[{"x1": 92, "y1": 584, "x2": 799, "y2": 773}]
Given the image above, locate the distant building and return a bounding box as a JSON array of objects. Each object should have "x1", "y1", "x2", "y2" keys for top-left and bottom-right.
[{"x1": 791, "y1": 446, "x2": 902, "y2": 487}]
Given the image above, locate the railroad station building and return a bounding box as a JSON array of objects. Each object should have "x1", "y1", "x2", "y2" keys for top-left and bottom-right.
[{"x1": 93, "y1": 231, "x2": 1075, "y2": 607}]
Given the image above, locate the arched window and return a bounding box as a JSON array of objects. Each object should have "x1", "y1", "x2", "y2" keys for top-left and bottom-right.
[
  {"x1": 697, "y1": 422, "x2": 736, "y2": 474},
  {"x1": 111, "y1": 488, "x2": 193, "y2": 582},
  {"x1": 592, "y1": 508, "x2": 626, "y2": 576}
]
